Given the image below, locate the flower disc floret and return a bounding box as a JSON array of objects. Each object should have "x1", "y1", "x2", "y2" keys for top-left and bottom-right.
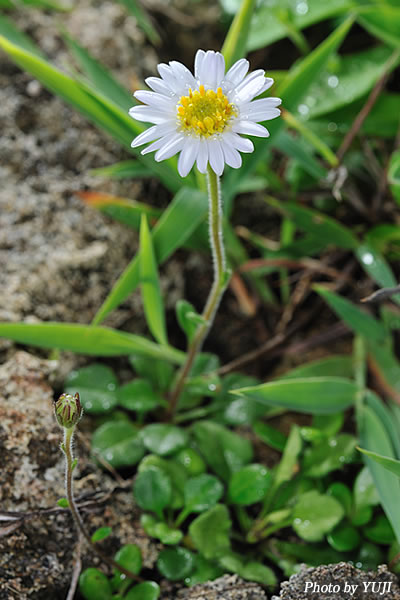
[
  {"x1": 177, "y1": 85, "x2": 236, "y2": 137},
  {"x1": 129, "y1": 49, "x2": 281, "y2": 177}
]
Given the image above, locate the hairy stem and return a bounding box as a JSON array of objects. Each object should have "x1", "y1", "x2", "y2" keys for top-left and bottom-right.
[
  {"x1": 63, "y1": 427, "x2": 142, "y2": 582},
  {"x1": 167, "y1": 165, "x2": 229, "y2": 419}
]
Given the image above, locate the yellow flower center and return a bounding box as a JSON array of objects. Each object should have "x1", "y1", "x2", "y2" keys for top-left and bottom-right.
[{"x1": 177, "y1": 85, "x2": 236, "y2": 137}]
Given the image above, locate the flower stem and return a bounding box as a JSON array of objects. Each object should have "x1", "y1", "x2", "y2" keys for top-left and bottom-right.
[
  {"x1": 167, "y1": 165, "x2": 229, "y2": 419},
  {"x1": 62, "y1": 427, "x2": 142, "y2": 582}
]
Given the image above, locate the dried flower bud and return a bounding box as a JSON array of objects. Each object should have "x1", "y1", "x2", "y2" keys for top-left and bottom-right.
[{"x1": 54, "y1": 392, "x2": 83, "y2": 429}]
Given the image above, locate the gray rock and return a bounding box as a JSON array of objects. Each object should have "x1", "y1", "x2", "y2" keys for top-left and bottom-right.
[
  {"x1": 176, "y1": 574, "x2": 267, "y2": 600},
  {"x1": 272, "y1": 562, "x2": 400, "y2": 600}
]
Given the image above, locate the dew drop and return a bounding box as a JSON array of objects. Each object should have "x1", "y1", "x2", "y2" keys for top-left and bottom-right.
[
  {"x1": 362, "y1": 252, "x2": 374, "y2": 265},
  {"x1": 328, "y1": 75, "x2": 339, "y2": 88},
  {"x1": 107, "y1": 383, "x2": 116, "y2": 391},
  {"x1": 85, "y1": 401, "x2": 93, "y2": 409},
  {"x1": 328, "y1": 122, "x2": 338, "y2": 132},
  {"x1": 298, "y1": 104, "x2": 309, "y2": 116},
  {"x1": 105, "y1": 451, "x2": 114, "y2": 461},
  {"x1": 296, "y1": 0, "x2": 309, "y2": 15},
  {"x1": 208, "y1": 383, "x2": 217, "y2": 391}
]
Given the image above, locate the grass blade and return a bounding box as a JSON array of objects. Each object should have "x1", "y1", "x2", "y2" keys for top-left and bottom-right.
[
  {"x1": 140, "y1": 214, "x2": 168, "y2": 345},
  {"x1": 0, "y1": 323, "x2": 184, "y2": 363},
  {"x1": 92, "y1": 188, "x2": 208, "y2": 325},
  {"x1": 221, "y1": 0, "x2": 256, "y2": 70}
]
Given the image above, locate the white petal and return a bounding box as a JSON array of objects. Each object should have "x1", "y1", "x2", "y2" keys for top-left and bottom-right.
[
  {"x1": 221, "y1": 140, "x2": 242, "y2": 169},
  {"x1": 235, "y1": 70, "x2": 266, "y2": 103},
  {"x1": 157, "y1": 63, "x2": 178, "y2": 90},
  {"x1": 258, "y1": 77, "x2": 274, "y2": 95},
  {"x1": 225, "y1": 58, "x2": 249, "y2": 86},
  {"x1": 131, "y1": 122, "x2": 177, "y2": 148},
  {"x1": 242, "y1": 108, "x2": 281, "y2": 122},
  {"x1": 198, "y1": 51, "x2": 225, "y2": 90},
  {"x1": 196, "y1": 138, "x2": 208, "y2": 174},
  {"x1": 129, "y1": 105, "x2": 169, "y2": 124},
  {"x1": 134, "y1": 90, "x2": 176, "y2": 112},
  {"x1": 178, "y1": 137, "x2": 200, "y2": 177},
  {"x1": 154, "y1": 133, "x2": 185, "y2": 161},
  {"x1": 232, "y1": 120, "x2": 270, "y2": 137},
  {"x1": 145, "y1": 76, "x2": 173, "y2": 96},
  {"x1": 141, "y1": 137, "x2": 165, "y2": 155},
  {"x1": 169, "y1": 61, "x2": 197, "y2": 90},
  {"x1": 194, "y1": 49, "x2": 206, "y2": 79},
  {"x1": 244, "y1": 97, "x2": 282, "y2": 113},
  {"x1": 207, "y1": 139, "x2": 225, "y2": 176},
  {"x1": 223, "y1": 131, "x2": 254, "y2": 153}
]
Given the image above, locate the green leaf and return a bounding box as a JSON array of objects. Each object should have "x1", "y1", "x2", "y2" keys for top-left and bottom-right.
[
  {"x1": 184, "y1": 474, "x2": 224, "y2": 513},
  {"x1": 252, "y1": 421, "x2": 287, "y2": 452},
  {"x1": 176, "y1": 300, "x2": 204, "y2": 343},
  {"x1": 228, "y1": 464, "x2": 272, "y2": 506},
  {"x1": 315, "y1": 286, "x2": 387, "y2": 343},
  {"x1": 141, "y1": 424, "x2": 188, "y2": 457},
  {"x1": 80, "y1": 191, "x2": 160, "y2": 230},
  {"x1": 388, "y1": 150, "x2": 400, "y2": 204},
  {"x1": 63, "y1": 32, "x2": 134, "y2": 111},
  {"x1": 364, "y1": 514, "x2": 395, "y2": 545},
  {"x1": 239, "y1": 562, "x2": 277, "y2": 587},
  {"x1": 191, "y1": 421, "x2": 253, "y2": 481},
  {"x1": 117, "y1": 0, "x2": 161, "y2": 45},
  {"x1": 292, "y1": 490, "x2": 345, "y2": 542},
  {"x1": 140, "y1": 214, "x2": 167, "y2": 345},
  {"x1": 0, "y1": 322, "x2": 184, "y2": 363},
  {"x1": 358, "y1": 6, "x2": 400, "y2": 49},
  {"x1": 356, "y1": 542, "x2": 384, "y2": 571},
  {"x1": 279, "y1": 355, "x2": 354, "y2": 380},
  {"x1": 138, "y1": 454, "x2": 187, "y2": 510},
  {"x1": 157, "y1": 547, "x2": 195, "y2": 581},
  {"x1": 357, "y1": 447, "x2": 400, "y2": 479},
  {"x1": 305, "y1": 46, "x2": 399, "y2": 119},
  {"x1": 273, "y1": 425, "x2": 302, "y2": 492},
  {"x1": 90, "y1": 160, "x2": 153, "y2": 180},
  {"x1": 184, "y1": 555, "x2": 224, "y2": 586},
  {"x1": 327, "y1": 523, "x2": 361, "y2": 552},
  {"x1": 79, "y1": 568, "x2": 112, "y2": 600},
  {"x1": 92, "y1": 188, "x2": 208, "y2": 325},
  {"x1": 359, "y1": 402, "x2": 400, "y2": 542},
  {"x1": 91, "y1": 527, "x2": 112, "y2": 543},
  {"x1": 91, "y1": 421, "x2": 145, "y2": 468},
  {"x1": 221, "y1": 0, "x2": 256, "y2": 70},
  {"x1": 174, "y1": 448, "x2": 206, "y2": 477},
  {"x1": 356, "y1": 243, "x2": 398, "y2": 298},
  {"x1": 243, "y1": 0, "x2": 352, "y2": 51},
  {"x1": 130, "y1": 355, "x2": 174, "y2": 393},
  {"x1": 133, "y1": 466, "x2": 172, "y2": 518},
  {"x1": 64, "y1": 364, "x2": 117, "y2": 414},
  {"x1": 57, "y1": 497, "x2": 69, "y2": 508},
  {"x1": 303, "y1": 434, "x2": 357, "y2": 477},
  {"x1": 266, "y1": 198, "x2": 358, "y2": 250},
  {"x1": 112, "y1": 544, "x2": 142, "y2": 591},
  {"x1": 327, "y1": 482, "x2": 352, "y2": 516},
  {"x1": 124, "y1": 582, "x2": 160, "y2": 600},
  {"x1": 353, "y1": 466, "x2": 380, "y2": 509},
  {"x1": 0, "y1": 15, "x2": 44, "y2": 58},
  {"x1": 117, "y1": 379, "x2": 163, "y2": 412},
  {"x1": 141, "y1": 514, "x2": 183, "y2": 545},
  {"x1": 189, "y1": 504, "x2": 232, "y2": 560},
  {"x1": 232, "y1": 377, "x2": 358, "y2": 415}
]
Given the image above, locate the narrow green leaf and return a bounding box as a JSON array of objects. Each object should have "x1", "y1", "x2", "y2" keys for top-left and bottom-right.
[
  {"x1": 358, "y1": 6, "x2": 400, "y2": 49},
  {"x1": 266, "y1": 197, "x2": 358, "y2": 250},
  {"x1": 90, "y1": 160, "x2": 153, "y2": 180},
  {"x1": 0, "y1": 15, "x2": 44, "y2": 58},
  {"x1": 92, "y1": 188, "x2": 207, "y2": 325},
  {"x1": 359, "y1": 402, "x2": 400, "y2": 543},
  {"x1": 315, "y1": 286, "x2": 387, "y2": 342},
  {"x1": 358, "y1": 447, "x2": 400, "y2": 479},
  {"x1": 0, "y1": 322, "x2": 184, "y2": 363},
  {"x1": 140, "y1": 214, "x2": 167, "y2": 345},
  {"x1": 232, "y1": 377, "x2": 358, "y2": 415},
  {"x1": 221, "y1": 0, "x2": 256, "y2": 70},
  {"x1": 91, "y1": 527, "x2": 112, "y2": 543},
  {"x1": 273, "y1": 425, "x2": 302, "y2": 491},
  {"x1": 63, "y1": 32, "x2": 134, "y2": 111},
  {"x1": 117, "y1": 0, "x2": 161, "y2": 46}
]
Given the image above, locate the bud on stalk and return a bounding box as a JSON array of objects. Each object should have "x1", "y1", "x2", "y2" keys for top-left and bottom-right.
[{"x1": 54, "y1": 392, "x2": 83, "y2": 429}]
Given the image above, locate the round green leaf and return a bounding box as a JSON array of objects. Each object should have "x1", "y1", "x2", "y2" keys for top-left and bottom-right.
[
  {"x1": 117, "y1": 379, "x2": 162, "y2": 412},
  {"x1": 356, "y1": 542, "x2": 384, "y2": 570},
  {"x1": 65, "y1": 364, "x2": 118, "y2": 414},
  {"x1": 184, "y1": 474, "x2": 224, "y2": 512},
  {"x1": 153, "y1": 522, "x2": 183, "y2": 545},
  {"x1": 112, "y1": 544, "x2": 142, "y2": 590},
  {"x1": 189, "y1": 504, "x2": 232, "y2": 560},
  {"x1": 303, "y1": 434, "x2": 357, "y2": 477},
  {"x1": 91, "y1": 421, "x2": 145, "y2": 468},
  {"x1": 239, "y1": 562, "x2": 277, "y2": 587},
  {"x1": 79, "y1": 568, "x2": 112, "y2": 600},
  {"x1": 184, "y1": 555, "x2": 224, "y2": 586},
  {"x1": 292, "y1": 490, "x2": 344, "y2": 542},
  {"x1": 157, "y1": 547, "x2": 195, "y2": 581},
  {"x1": 327, "y1": 482, "x2": 352, "y2": 515},
  {"x1": 138, "y1": 454, "x2": 187, "y2": 510},
  {"x1": 354, "y1": 466, "x2": 380, "y2": 508},
  {"x1": 174, "y1": 448, "x2": 206, "y2": 476},
  {"x1": 125, "y1": 581, "x2": 160, "y2": 600},
  {"x1": 91, "y1": 526, "x2": 112, "y2": 543},
  {"x1": 228, "y1": 464, "x2": 271, "y2": 506},
  {"x1": 364, "y1": 514, "x2": 395, "y2": 544},
  {"x1": 133, "y1": 466, "x2": 172, "y2": 517},
  {"x1": 327, "y1": 522, "x2": 361, "y2": 552},
  {"x1": 141, "y1": 424, "x2": 188, "y2": 456},
  {"x1": 351, "y1": 504, "x2": 373, "y2": 527}
]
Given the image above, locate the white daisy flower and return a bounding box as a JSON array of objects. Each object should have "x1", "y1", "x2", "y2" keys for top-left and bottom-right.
[{"x1": 129, "y1": 49, "x2": 281, "y2": 178}]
